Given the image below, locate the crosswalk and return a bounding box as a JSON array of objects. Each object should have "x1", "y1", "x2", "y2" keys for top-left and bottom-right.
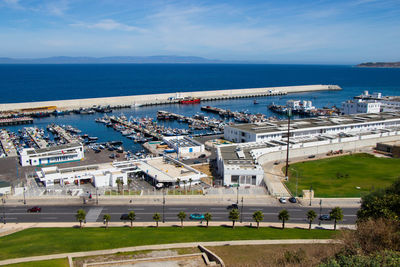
[{"x1": 86, "y1": 207, "x2": 103, "y2": 222}]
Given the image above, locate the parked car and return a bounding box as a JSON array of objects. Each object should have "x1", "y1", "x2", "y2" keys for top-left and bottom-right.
[
  {"x1": 227, "y1": 203, "x2": 239, "y2": 210},
  {"x1": 279, "y1": 197, "x2": 287, "y2": 204},
  {"x1": 27, "y1": 206, "x2": 41, "y2": 213},
  {"x1": 308, "y1": 155, "x2": 316, "y2": 159},
  {"x1": 289, "y1": 197, "x2": 297, "y2": 203},
  {"x1": 120, "y1": 214, "x2": 129, "y2": 220},
  {"x1": 193, "y1": 160, "x2": 201, "y2": 164},
  {"x1": 319, "y1": 214, "x2": 331, "y2": 221},
  {"x1": 109, "y1": 153, "x2": 115, "y2": 159},
  {"x1": 189, "y1": 213, "x2": 205, "y2": 220},
  {"x1": 198, "y1": 154, "x2": 206, "y2": 158}
]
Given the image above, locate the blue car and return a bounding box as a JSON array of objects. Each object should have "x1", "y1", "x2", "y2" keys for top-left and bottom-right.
[{"x1": 189, "y1": 213, "x2": 205, "y2": 220}]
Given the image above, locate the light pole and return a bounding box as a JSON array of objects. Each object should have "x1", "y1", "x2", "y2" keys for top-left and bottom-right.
[
  {"x1": 95, "y1": 187, "x2": 98, "y2": 205},
  {"x1": 319, "y1": 199, "x2": 322, "y2": 226},
  {"x1": 1, "y1": 197, "x2": 5, "y2": 224},
  {"x1": 285, "y1": 108, "x2": 292, "y2": 181},
  {"x1": 23, "y1": 186, "x2": 26, "y2": 205},
  {"x1": 162, "y1": 188, "x2": 166, "y2": 223},
  {"x1": 309, "y1": 185, "x2": 313, "y2": 206},
  {"x1": 240, "y1": 197, "x2": 244, "y2": 223},
  {"x1": 236, "y1": 184, "x2": 240, "y2": 204}
]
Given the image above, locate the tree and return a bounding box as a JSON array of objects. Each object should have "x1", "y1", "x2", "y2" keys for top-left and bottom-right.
[
  {"x1": 204, "y1": 212, "x2": 212, "y2": 228},
  {"x1": 176, "y1": 178, "x2": 181, "y2": 188},
  {"x1": 183, "y1": 180, "x2": 187, "y2": 193},
  {"x1": 330, "y1": 207, "x2": 343, "y2": 230},
  {"x1": 128, "y1": 211, "x2": 136, "y2": 228},
  {"x1": 177, "y1": 211, "x2": 186, "y2": 228},
  {"x1": 188, "y1": 178, "x2": 193, "y2": 192},
  {"x1": 357, "y1": 178, "x2": 400, "y2": 221},
  {"x1": 252, "y1": 210, "x2": 264, "y2": 229},
  {"x1": 278, "y1": 209, "x2": 290, "y2": 229},
  {"x1": 153, "y1": 213, "x2": 161, "y2": 227},
  {"x1": 76, "y1": 209, "x2": 86, "y2": 228},
  {"x1": 127, "y1": 178, "x2": 133, "y2": 190},
  {"x1": 306, "y1": 210, "x2": 317, "y2": 230},
  {"x1": 229, "y1": 209, "x2": 240, "y2": 228},
  {"x1": 116, "y1": 178, "x2": 124, "y2": 194},
  {"x1": 103, "y1": 214, "x2": 111, "y2": 228}
]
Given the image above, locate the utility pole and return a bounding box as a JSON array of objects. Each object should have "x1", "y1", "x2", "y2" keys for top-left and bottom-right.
[
  {"x1": 285, "y1": 109, "x2": 292, "y2": 181},
  {"x1": 240, "y1": 197, "x2": 244, "y2": 223},
  {"x1": 23, "y1": 186, "x2": 26, "y2": 205},
  {"x1": 96, "y1": 187, "x2": 98, "y2": 205},
  {"x1": 309, "y1": 185, "x2": 313, "y2": 206},
  {"x1": 162, "y1": 188, "x2": 165, "y2": 223}
]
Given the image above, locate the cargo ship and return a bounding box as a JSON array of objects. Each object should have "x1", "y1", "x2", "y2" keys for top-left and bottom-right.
[{"x1": 179, "y1": 97, "x2": 201, "y2": 104}]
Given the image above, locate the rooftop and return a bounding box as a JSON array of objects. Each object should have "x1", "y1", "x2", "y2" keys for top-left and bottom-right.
[
  {"x1": 26, "y1": 142, "x2": 82, "y2": 155},
  {"x1": 226, "y1": 112, "x2": 400, "y2": 134}
]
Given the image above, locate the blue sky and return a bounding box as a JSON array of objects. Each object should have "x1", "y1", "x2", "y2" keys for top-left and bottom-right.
[{"x1": 0, "y1": 0, "x2": 399, "y2": 64}]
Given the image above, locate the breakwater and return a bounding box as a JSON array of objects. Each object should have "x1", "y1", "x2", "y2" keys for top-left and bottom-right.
[{"x1": 0, "y1": 84, "x2": 341, "y2": 112}]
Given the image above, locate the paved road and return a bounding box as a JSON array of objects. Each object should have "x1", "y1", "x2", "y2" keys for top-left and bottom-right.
[{"x1": 1, "y1": 204, "x2": 358, "y2": 225}]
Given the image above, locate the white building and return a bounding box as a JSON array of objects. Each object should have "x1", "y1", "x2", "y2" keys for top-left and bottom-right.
[
  {"x1": 19, "y1": 143, "x2": 84, "y2": 167},
  {"x1": 163, "y1": 136, "x2": 205, "y2": 155},
  {"x1": 341, "y1": 99, "x2": 381, "y2": 115},
  {"x1": 224, "y1": 112, "x2": 400, "y2": 143},
  {"x1": 36, "y1": 156, "x2": 207, "y2": 188},
  {"x1": 216, "y1": 145, "x2": 264, "y2": 187}
]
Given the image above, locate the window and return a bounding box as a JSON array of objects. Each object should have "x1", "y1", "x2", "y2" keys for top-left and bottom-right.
[
  {"x1": 252, "y1": 176, "x2": 257, "y2": 185},
  {"x1": 231, "y1": 175, "x2": 239, "y2": 183}
]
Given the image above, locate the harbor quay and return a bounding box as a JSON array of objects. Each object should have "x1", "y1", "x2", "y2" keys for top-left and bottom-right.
[{"x1": 0, "y1": 84, "x2": 341, "y2": 112}]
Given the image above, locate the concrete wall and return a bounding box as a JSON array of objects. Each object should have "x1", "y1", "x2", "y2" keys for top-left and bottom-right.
[{"x1": 0, "y1": 84, "x2": 340, "y2": 111}]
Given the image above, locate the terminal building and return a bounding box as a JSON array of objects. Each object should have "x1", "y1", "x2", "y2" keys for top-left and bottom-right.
[
  {"x1": 340, "y1": 100, "x2": 381, "y2": 115},
  {"x1": 218, "y1": 112, "x2": 400, "y2": 192},
  {"x1": 223, "y1": 112, "x2": 400, "y2": 143},
  {"x1": 19, "y1": 143, "x2": 84, "y2": 167},
  {"x1": 163, "y1": 136, "x2": 205, "y2": 156}
]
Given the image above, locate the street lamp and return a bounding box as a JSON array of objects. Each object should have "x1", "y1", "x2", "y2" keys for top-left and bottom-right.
[
  {"x1": 1, "y1": 197, "x2": 5, "y2": 224},
  {"x1": 319, "y1": 199, "x2": 322, "y2": 226},
  {"x1": 285, "y1": 108, "x2": 292, "y2": 181},
  {"x1": 162, "y1": 188, "x2": 166, "y2": 223},
  {"x1": 309, "y1": 185, "x2": 313, "y2": 206},
  {"x1": 240, "y1": 197, "x2": 244, "y2": 223},
  {"x1": 95, "y1": 187, "x2": 98, "y2": 205},
  {"x1": 236, "y1": 184, "x2": 240, "y2": 204},
  {"x1": 23, "y1": 186, "x2": 26, "y2": 205}
]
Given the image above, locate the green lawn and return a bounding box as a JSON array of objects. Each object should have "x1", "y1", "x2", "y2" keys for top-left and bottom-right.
[
  {"x1": 0, "y1": 227, "x2": 334, "y2": 260},
  {"x1": 4, "y1": 258, "x2": 69, "y2": 267},
  {"x1": 285, "y1": 153, "x2": 400, "y2": 198}
]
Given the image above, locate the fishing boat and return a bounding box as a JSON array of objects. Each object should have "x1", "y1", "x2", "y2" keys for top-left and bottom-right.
[
  {"x1": 253, "y1": 99, "x2": 259, "y2": 104},
  {"x1": 179, "y1": 97, "x2": 201, "y2": 104}
]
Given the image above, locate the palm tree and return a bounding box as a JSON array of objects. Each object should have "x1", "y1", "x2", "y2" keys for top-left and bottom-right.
[
  {"x1": 153, "y1": 212, "x2": 161, "y2": 227},
  {"x1": 103, "y1": 214, "x2": 111, "y2": 228},
  {"x1": 188, "y1": 178, "x2": 193, "y2": 192},
  {"x1": 306, "y1": 210, "x2": 317, "y2": 230},
  {"x1": 127, "y1": 178, "x2": 133, "y2": 190},
  {"x1": 116, "y1": 178, "x2": 123, "y2": 194},
  {"x1": 76, "y1": 209, "x2": 86, "y2": 228},
  {"x1": 128, "y1": 211, "x2": 136, "y2": 228},
  {"x1": 204, "y1": 212, "x2": 212, "y2": 228},
  {"x1": 183, "y1": 180, "x2": 187, "y2": 193},
  {"x1": 330, "y1": 207, "x2": 343, "y2": 231},
  {"x1": 252, "y1": 211, "x2": 264, "y2": 229},
  {"x1": 177, "y1": 211, "x2": 187, "y2": 228},
  {"x1": 176, "y1": 178, "x2": 181, "y2": 188},
  {"x1": 278, "y1": 209, "x2": 289, "y2": 229},
  {"x1": 229, "y1": 209, "x2": 240, "y2": 229}
]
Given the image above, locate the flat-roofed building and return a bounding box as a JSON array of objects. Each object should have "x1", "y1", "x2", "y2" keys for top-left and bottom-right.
[
  {"x1": 163, "y1": 136, "x2": 205, "y2": 155},
  {"x1": 224, "y1": 112, "x2": 400, "y2": 143},
  {"x1": 19, "y1": 143, "x2": 84, "y2": 167}
]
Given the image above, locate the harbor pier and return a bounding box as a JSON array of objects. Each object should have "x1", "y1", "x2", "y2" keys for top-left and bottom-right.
[{"x1": 0, "y1": 84, "x2": 341, "y2": 112}]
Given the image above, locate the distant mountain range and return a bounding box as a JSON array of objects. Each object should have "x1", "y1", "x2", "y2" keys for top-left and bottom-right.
[
  {"x1": 356, "y1": 61, "x2": 400, "y2": 68},
  {"x1": 0, "y1": 56, "x2": 228, "y2": 64}
]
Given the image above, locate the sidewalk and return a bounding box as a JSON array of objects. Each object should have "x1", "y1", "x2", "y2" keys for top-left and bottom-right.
[{"x1": 0, "y1": 238, "x2": 337, "y2": 266}]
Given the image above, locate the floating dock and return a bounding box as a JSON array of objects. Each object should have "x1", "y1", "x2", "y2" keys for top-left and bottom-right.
[
  {"x1": 0, "y1": 84, "x2": 341, "y2": 112},
  {"x1": 0, "y1": 117, "x2": 33, "y2": 126}
]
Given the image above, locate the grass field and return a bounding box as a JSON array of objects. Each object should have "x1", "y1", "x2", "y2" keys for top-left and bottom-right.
[
  {"x1": 285, "y1": 153, "x2": 400, "y2": 198},
  {"x1": 0, "y1": 227, "x2": 335, "y2": 261},
  {"x1": 4, "y1": 258, "x2": 69, "y2": 267}
]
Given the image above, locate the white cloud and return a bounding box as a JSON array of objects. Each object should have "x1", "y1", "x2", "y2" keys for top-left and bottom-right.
[{"x1": 71, "y1": 19, "x2": 144, "y2": 32}]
